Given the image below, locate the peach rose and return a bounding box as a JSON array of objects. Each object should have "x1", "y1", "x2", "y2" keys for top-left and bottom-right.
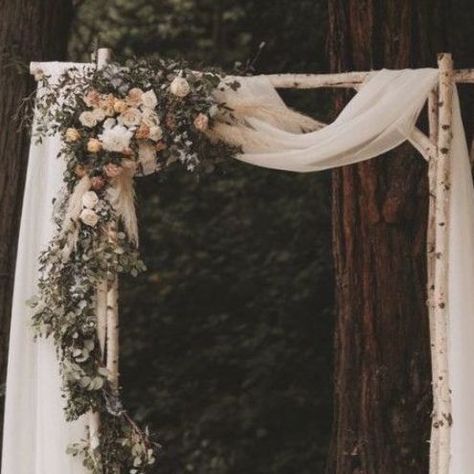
[
  {"x1": 193, "y1": 113, "x2": 209, "y2": 131},
  {"x1": 90, "y1": 176, "x2": 105, "y2": 190},
  {"x1": 99, "y1": 94, "x2": 115, "y2": 116},
  {"x1": 113, "y1": 99, "x2": 128, "y2": 114},
  {"x1": 135, "y1": 123, "x2": 150, "y2": 140},
  {"x1": 103, "y1": 163, "x2": 123, "y2": 178},
  {"x1": 84, "y1": 89, "x2": 101, "y2": 108},
  {"x1": 87, "y1": 138, "x2": 102, "y2": 153},
  {"x1": 65, "y1": 128, "x2": 80, "y2": 142}
]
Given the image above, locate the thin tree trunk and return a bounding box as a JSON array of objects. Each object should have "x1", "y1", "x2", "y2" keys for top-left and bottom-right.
[
  {"x1": 327, "y1": 1, "x2": 449, "y2": 473},
  {"x1": 0, "y1": 0, "x2": 73, "y2": 452}
]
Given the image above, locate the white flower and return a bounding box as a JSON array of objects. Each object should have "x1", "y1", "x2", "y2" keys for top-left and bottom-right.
[
  {"x1": 141, "y1": 90, "x2": 158, "y2": 109},
  {"x1": 92, "y1": 108, "x2": 106, "y2": 122},
  {"x1": 169, "y1": 77, "x2": 191, "y2": 98},
  {"x1": 149, "y1": 126, "x2": 163, "y2": 142},
  {"x1": 103, "y1": 118, "x2": 116, "y2": 129},
  {"x1": 118, "y1": 107, "x2": 142, "y2": 128},
  {"x1": 82, "y1": 191, "x2": 99, "y2": 209},
  {"x1": 99, "y1": 124, "x2": 133, "y2": 152},
  {"x1": 79, "y1": 111, "x2": 97, "y2": 128},
  {"x1": 80, "y1": 208, "x2": 99, "y2": 227},
  {"x1": 141, "y1": 108, "x2": 160, "y2": 127}
]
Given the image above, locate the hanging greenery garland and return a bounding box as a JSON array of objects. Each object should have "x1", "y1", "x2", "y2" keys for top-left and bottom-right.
[{"x1": 28, "y1": 57, "x2": 241, "y2": 473}]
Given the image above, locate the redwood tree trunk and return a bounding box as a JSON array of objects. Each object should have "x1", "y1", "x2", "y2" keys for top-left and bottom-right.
[
  {"x1": 0, "y1": 0, "x2": 73, "y2": 450},
  {"x1": 327, "y1": 1, "x2": 449, "y2": 473}
]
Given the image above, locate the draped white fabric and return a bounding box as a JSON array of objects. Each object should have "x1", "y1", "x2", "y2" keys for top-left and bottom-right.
[
  {"x1": 1, "y1": 63, "x2": 89, "y2": 474},
  {"x1": 2, "y1": 64, "x2": 473, "y2": 473}
]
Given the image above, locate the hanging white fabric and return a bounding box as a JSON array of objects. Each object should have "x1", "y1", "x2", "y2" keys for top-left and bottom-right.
[
  {"x1": 1, "y1": 63, "x2": 90, "y2": 474},
  {"x1": 3, "y1": 64, "x2": 473, "y2": 473}
]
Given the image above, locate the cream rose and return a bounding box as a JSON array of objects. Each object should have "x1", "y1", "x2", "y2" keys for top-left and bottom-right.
[
  {"x1": 141, "y1": 90, "x2": 158, "y2": 109},
  {"x1": 141, "y1": 108, "x2": 160, "y2": 127},
  {"x1": 65, "y1": 128, "x2": 80, "y2": 142},
  {"x1": 118, "y1": 107, "x2": 142, "y2": 128},
  {"x1": 149, "y1": 126, "x2": 163, "y2": 142},
  {"x1": 87, "y1": 138, "x2": 102, "y2": 153},
  {"x1": 169, "y1": 77, "x2": 190, "y2": 98},
  {"x1": 92, "y1": 108, "x2": 106, "y2": 122},
  {"x1": 82, "y1": 191, "x2": 99, "y2": 209},
  {"x1": 79, "y1": 111, "x2": 97, "y2": 128},
  {"x1": 126, "y1": 87, "x2": 144, "y2": 106},
  {"x1": 80, "y1": 208, "x2": 99, "y2": 227},
  {"x1": 193, "y1": 113, "x2": 209, "y2": 131}
]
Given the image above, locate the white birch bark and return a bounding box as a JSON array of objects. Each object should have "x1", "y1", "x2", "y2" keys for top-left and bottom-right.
[{"x1": 431, "y1": 52, "x2": 454, "y2": 474}]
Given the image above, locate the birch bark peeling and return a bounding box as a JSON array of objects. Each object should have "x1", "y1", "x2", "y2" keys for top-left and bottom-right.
[
  {"x1": 265, "y1": 69, "x2": 474, "y2": 89},
  {"x1": 106, "y1": 275, "x2": 120, "y2": 394},
  {"x1": 427, "y1": 87, "x2": 440, "y2": 474},
  {"x1": 431, "y1": 53, "x2": 454, "y2": 474},
  {"x1": 96, "y1": 279, "x2": 108, "y2": 359}
]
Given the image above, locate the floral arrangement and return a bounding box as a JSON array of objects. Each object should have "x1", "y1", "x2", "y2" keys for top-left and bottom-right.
[{"x1": 28, "y1": 57, "x2": 241, "y2": 473}]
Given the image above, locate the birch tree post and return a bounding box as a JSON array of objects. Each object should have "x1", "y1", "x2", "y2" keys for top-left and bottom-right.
[
  {"x1": 427, "y1": 86, "x2": 440, "y2": 473},
  {"x1": 431, "y1": 52, "x2": 455, "y2": 474},
  {"x1": 88, "y1": 47, "x2": 114, "y2": 455}
]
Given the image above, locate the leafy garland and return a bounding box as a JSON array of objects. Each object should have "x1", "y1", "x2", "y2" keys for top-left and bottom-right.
[{"x1": 28, "y1": 57, "x2": 240, "y2": 473}]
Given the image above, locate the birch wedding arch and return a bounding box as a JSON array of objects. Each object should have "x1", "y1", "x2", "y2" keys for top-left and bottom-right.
[{"x1": 2, "y1": 49, "x2": 474, "y2": 474}]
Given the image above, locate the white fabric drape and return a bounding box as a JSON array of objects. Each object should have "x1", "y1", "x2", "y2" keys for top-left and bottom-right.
[
  {"x1": 1, "y1": 63, "x2": 89, "y2": 474},
  {"x1": 2, "y1": 64, "x2": 473, "y2": 473}
]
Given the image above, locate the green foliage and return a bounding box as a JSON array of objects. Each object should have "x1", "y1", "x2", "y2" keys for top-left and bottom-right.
[{"x1": 70, "y1": 0, "x2": 333, "y2": 472}]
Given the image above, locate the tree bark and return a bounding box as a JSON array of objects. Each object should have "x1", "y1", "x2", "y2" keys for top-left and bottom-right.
[
  {"x1": 0, "y1": 0, "x2": 73, "y2": 451},
  {"x1": 327, "y1": 0, "x2": 474, "y2": 474},
  {"x1": 327, "y1": 1, "x2": 449, "y2": 473}
]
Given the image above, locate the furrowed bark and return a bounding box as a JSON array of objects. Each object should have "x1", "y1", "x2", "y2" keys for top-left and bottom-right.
[{"x1": 0, "y1": 0, "x2": 73, "y2": 454}]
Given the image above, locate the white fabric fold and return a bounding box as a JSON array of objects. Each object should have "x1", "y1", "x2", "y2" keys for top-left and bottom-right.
[
  {"x1": 3, "y1": 64, "x2": 473, "y2": 474},
  {"x1": 1, "y1": 63, "x2": 90, "y2": 474}
]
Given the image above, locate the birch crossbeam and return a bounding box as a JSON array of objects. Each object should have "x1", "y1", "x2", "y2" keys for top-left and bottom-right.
[{"x1": 266, "y1": 69, "x2": 474, "y2": 89}]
